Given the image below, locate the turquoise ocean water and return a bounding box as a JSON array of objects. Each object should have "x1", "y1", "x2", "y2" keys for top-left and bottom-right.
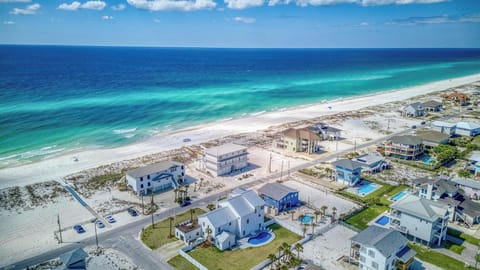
[{"x1": 0, "y1": 46, "x2": 480, "y2": 168}]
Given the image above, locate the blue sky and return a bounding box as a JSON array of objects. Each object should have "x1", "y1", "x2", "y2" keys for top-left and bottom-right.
[{"x1": 0, "y1": 0, "x2": 479, "y2": 47}]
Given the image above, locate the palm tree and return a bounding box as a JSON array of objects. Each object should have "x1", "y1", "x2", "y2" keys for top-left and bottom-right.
[
  {"x1": 206, "y1": 226, "x2": 212, "y2": 241},
  {"x1": 281, "y1": 242, "x2": 290, "y2": 262},
  {"x1": 169, "y1": 216, "x2": 174, "y2": 237},
  {"x1": 173, "y1": 188, "x2": 179, "y2": 202},
  {"x1": 314, "y1": 210, "x2": 321, "y2": 223},
  {"x1": 302, "y1": 224, "x2": 308, "y2": 237},
  {"x1": 311, "y1": 222, "x2": 316, "y2": 235},
  {"x1": 284, "y1": 249, "x2": 293, "y2": 264},
  {"x1": 321, "y1": 205, "x2": 328, "y2": 220},
  {"x1": 294, "y1": 243, "x2": 303, "y2": 259},
  {"x1": 290, "y1": 210, "x2": 296, "y2": 221},
  {"x1": 193, "y1": 181, "x2": 197, "y2": 192},
  {"x1": 268, "y1": 253, "x2": 276, "y2": 269},
  {"x1": 207, "y1": 203, "x2": 215, "y2": 211},
  {"x1": 299, "y1": 214, "x2": 305, "y2": 223},
  {"x1": 190, "y1": 208, "x2": 196, "y2": 222},
  {"x1": 339, "y1": 213, "x2": 346, "y2": 221},
  {"x1": 277, "y1": 245, "x2": 283, "y2": 264},
  {"x1": 184, "y1": 184, "x2": 190, "y2": 200},
  {"x1": 332, "y1": 207, "x2": 337, "y2": 222},
  {"x1": 280, "y1": 265, "x2": 288, "y2": 270}
]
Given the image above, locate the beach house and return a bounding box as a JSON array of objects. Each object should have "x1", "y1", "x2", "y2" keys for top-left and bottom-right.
[
  {"x1": 203, "y1": 143, "x2": 249, "y2": 176},
  {"x1": 451, "y1": 177, "x2": 480, "y2": 199},
  {"x1": 349, "y1": 226, "x2": 415, "y2": 270},
  {"x1": 441, "y1": 92, "x2": 469, "y2": 106},
  {"x1": 126, "y1": 161, "x2": 184, "y2": 195},
  {"x1": 316, "y1": 124, "x2": 342, "y2": 140},
  {"x1": 58, "y1": 248, "x2": 88, "y2": 270},
  {"x1": 175, "y1": 219, "x2": 202, "y2": 246},
  {"x1": 258, "y1": 183, "x2": 299, "y2": 215},
  {"x1": 197, "y1": 188, "x2": 265, "y2": 250},
  {"x1": 282, "y1": 128, "x2": 321, "y2": 154},
  {"x1": 401, "y1": 102, "x2": 425, "y2": 117},
  {"x1": 388, "y1": 194, "x2": 449, "y2": 246},
  {"x1": 431, "y1": 121, "x2": 456, "y2": 136},
  {"x1": 353, "y1": 152, "x2": 390, "y2": 174},
  {"x1": 384, "y1": 135, "x2": 424, "y2": 160},
  {"x1": 332, "y1": 159, "x2": 363, "y2": 186},
  {"x1": 455, "y1": 121, "x2": 480, "y2": 137},
  {"x1": 415, "y1": 130, "x2": 450, "y2": 148},
  {"x1": 466, "y1": 151, "x2": 480, "y2": 177},
  {"x1": 422, "y1": 100, "x2": 443, "y2": 112}
]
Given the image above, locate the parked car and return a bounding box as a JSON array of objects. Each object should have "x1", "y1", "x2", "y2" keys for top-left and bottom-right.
[
  {"x1": 183, "y1": 138, "x2": 191, "y2": 142},
  {"x1": 105, "y1": 215, "x2": 116, "y2": 223},
  {"x1": 421, "y1": 121, "x2": 426, "y2": 125},
  {"x1": 95, "y1": 220, "x2": 105, "y2": 229},
  {"x1": 180, "y1": 201, "x2": 191, "y2": 207},
  {"x1": 128, "y1": 208, "x2": 138, "y2": 217},
  {"x1": 411, "y1": 125, "x2": 417, "y2": 129},
  {"x1": 73, "y1": 224, "x2": 85, "y2": 234}
]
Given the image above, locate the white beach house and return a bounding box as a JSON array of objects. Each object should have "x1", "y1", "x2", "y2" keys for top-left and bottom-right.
[
  {"x1": 126, "y1": 160, "x2": 184, "y2": 195},
  {"x1": 203, "y1": 143, "x2": 248, "y2": 176},
  {"x1": 350, "y1": 226, "x2": 415, "y2": 270},
  {"x1": 197, "y1": 188, "x2": 265, "y2": 250},
  {"x1": 455, "y1": 121, "x2": 480, "y2": 137},
  {"x1": 431, "y1": 121, "x2": 456, "y2": 136},
  {"x1": 388, "y1": 194, "x2": 448, "y2": 246}
]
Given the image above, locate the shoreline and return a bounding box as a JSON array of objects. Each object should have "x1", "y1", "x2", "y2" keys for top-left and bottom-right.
[{"x1": 1, "y1": 72, "x2": 480, "y2": 189}]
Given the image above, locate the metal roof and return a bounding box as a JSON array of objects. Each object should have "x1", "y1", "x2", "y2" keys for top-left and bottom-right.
[
  {"x1": 422, "y1": 100, "x2": 442, "y2": 108},
  {"x1": 432, "y1": 121, "x2": 456, "y2": 128},
  {"x1": 258, "y1": 183, "x2": 298, "y2": 201},
  {"x1": 58, "y1": 248, "x2": 88, "y2": 267},
  {"x1": 404, "y1": 102, "x2": 424, "y2": 111},
  {"x1": 415, "y1": 130, "x2": 450, "y2": 143},
  {"x1": 351, "y1": 226, "x2": 410, "y2": 258},
  {"x1": 332, "y1": 159, "x2": 363, "y2": 170},
  {"x1": 354, "y1": 152, "x2": 385, "y2": 166},
  {"x1": 451, "y1": 177, "x2": 480, "y2": 190},
  {"x1": 126, "y1": 160, "x2": 183, "y2": 178},
  {"x1": 469, "y1": 151, "x2": 480, "y2": 163},
  {"x1": 456, "y1": 122, "x2": 480, "y2": 130},
  {"x1": 390, "y1": 194, "x2": 448, "y2": 222},
  {"x1": 388, "y1": 135, "x2": 423, "y2": 145},
  {"x1": 199, "y1": 207, "x2": 237, "y2": 229},
  {"x1": 204, "y1": 143, "x2": 247, "y2": 157}
]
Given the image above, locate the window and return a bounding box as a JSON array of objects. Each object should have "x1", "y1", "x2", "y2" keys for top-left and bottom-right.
[
  {"x1": 371, "y1": 261, "x2": 378, "y2": 270},
  {"x1": 140, "y1": 184, "x2": 144, "y2": 189},
  {"x1": 243, "y1": 230, "x2": 245, "y2": 236},
  {"x1": 147, "y1": 182, "x2": 151, "y2": 187},
  {"x1": 140, "y1": 177, "x2": 143, "y2": 181},
  {"x1": 360, "y1": 247, "x2": 366, "y2": 253},
  {"x1": 359, "y1": 256, "x2": 366, "y2": 263},
  {"x1": 368, "y1": 250, "x2": 375, "y2": 258},
  {"x1": 247, "y1": 219, "x2": 249, "y2": 224},
  {"x1": 147, "y1": 175, "x2": 150, "y2": 179},
  {"x1": 229, "y1": 222, "x2": 231, "y2": 226}
]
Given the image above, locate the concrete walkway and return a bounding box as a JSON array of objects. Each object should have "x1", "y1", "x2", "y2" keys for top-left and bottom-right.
[
  {"x1": 156, "y1": 240, "x2": 185, "y2": 261},
  {"x1": 432, "y1": 235, "x2": 478, "y2": 267}
]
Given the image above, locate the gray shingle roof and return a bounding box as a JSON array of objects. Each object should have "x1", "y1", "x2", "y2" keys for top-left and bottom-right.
[
  {"x1": 451, "y1": 177, "x2": 480, "y2": 190},
  {"x1": 390, "y1": 194, "x2": 448, "y2": 222},
  {"x1": 396, "y1": 245, "x2": 416, "y2": 263},
  {"x1": 332, "y1": 159, "x2": 363, "y2": 170},
  {"x1": 469, "y1": 151, "x2": 480, "y2": 163},
  {"x1": 405, "y1": 102, "x2": 424, "y2": 111},
  {"x1": 354, "y1": 152, "x2": 385, "y2": 166},
  {"x1": 216, "y1": 231, "x2": 235, "y2": 244},
  {"x1": 258, "y1": 183, "x2": 298, "y2": 201},
  {"x1": 422, "y1": 100, "x2": 442, "y2": 108},
  {"x1": 351, "y1": 226, "x2": 409, "y2": 258},
  {"x1": 204, "y1": 143, "x2": 247, "y2": 157},
  {"x1": 59, "y1": 248, "x2": 88, "y2": 267},
  {"x1": 415, "y1": 130, "x2": 450, "y2": 143},
  {"x1": 126, "y1": 160, "x2": 183, "y2": 178},
  {"x1": 389, "y1": 135, "x2": 423, "y2": 146},
  {"x1": 199, "y1": 207, "x2": 236, "y2": 229}
]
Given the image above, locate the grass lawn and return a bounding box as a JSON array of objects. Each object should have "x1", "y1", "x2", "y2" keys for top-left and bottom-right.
[
  {"x1": 345, "y1": 205, "x2": 389, "y2": 230},
  {"x1": 141, "y1": 208, "x2": 205, "y2": 249},
  {"x1": 188, "y1": 223, "x2": 302, "y2": 270},
  {"x1": 409, "y1": 243, "x2": 471, "y2": 270},
  {"x1": 448, "y1": 228, "x2": 480, "y2": 246},
  {"x1": 168, "y1": 255, "x2": 198, "y2": 270},
  {"x1": 443, "y1": 240, "x2": 466, "y2": 255}
]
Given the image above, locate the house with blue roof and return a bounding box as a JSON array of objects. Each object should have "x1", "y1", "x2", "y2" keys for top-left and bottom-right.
[
  {"x1": 332, "y1": 159, "x2": 363, "y2": 186},
  {"x1": 258, "y1": 183, "x2": 299, "y2": 215}
]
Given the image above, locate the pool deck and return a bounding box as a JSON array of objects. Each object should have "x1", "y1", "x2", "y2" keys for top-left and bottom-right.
[
  {"x1": 239, "y1": 229, "x2": 276, "y2": 249},
  {"x1": 344, "y1": 181, "x2": 383, "y2": 197}
]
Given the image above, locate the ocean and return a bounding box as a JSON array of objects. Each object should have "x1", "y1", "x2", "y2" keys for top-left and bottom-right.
[{"x1": 1, "y1": 46, "x2": 480, "y2": 168}]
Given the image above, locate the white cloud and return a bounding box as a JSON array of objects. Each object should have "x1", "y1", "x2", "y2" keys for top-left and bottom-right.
[
  {"x1": 225, "y1": 0, "x2": 263, "y2": 9},
  {"x1": 102, "y1": 15, "x2": 114, "y2": 19},
  {"x1": 234, "y1": 16, "x2": 255, "y2": 23},
  {"x1": 360, "y1": 0, "x2": 445, "y2": 5},
  {"x1": 111, "y1": 3, "x2": 126, "y2": 10},
  {"x1": 58, "y1": 1, "x2": 106, "y2": 11},
  {"x1": 127, "y1": 0, "x2": 216, "y2": 11},
  {"x1": 359, "y1": 21, "x2": 368, "y2": 26},
  {"x1": 3, "y1": 20, "x2": 16, "y2": 24},
  {"x1": 387, "y1": 14, "x2": 480, "y2": 25},
  {"x1": 81, "y1": 1, "x2": 106, "y2": 10},
  {"x1": 153, "y1": 18, "x2": 161, "y2": 23},
  {"x1": 0, "y1": 0, "x2": 31, "y2": 2},
  {"x1": 58, "y1": 1, "x2": 81, "y2": 10},
  {"x1": 265, "y1": 0, "x2": 447, "y2": 7},
  {"x1": 10, "y1": 3, "x2": 40, "y2": 15}
]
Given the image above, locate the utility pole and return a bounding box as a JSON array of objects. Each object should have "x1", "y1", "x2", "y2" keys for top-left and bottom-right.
[
  {"x1": 280, "y1": 160, "x2": 284, "y2": 180},
  {"x1": 57, "y1": 214, "x2": 62, "y2": 244},
  {"x1": 354, "y1": 139, "x2": 357, "y2": 153},
  {"x1": 287, "y1": 161, "x2": 290, "y2": 179},
  {"x1": 268, "y1": 153, "x2": 272, "y2": 173},
  {"x1": 94, "y1": 220, "x2": 98, "y2": 248},
  {"x1": 151, "y1": 188, "x2": 155, "y2": 229},
  {"x1": 141, "y1": 192, "x2": 144, "y2": 215}
]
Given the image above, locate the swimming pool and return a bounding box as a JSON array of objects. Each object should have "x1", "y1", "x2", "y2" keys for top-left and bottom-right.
[
  {"x1": 390, "y1": 191, "x2": 407, "y2": 201},
  {"x1": 422, "y1": 156, "x2": 436, "y2": 165},
  {"x1": 248, "y1": 232, "x2": 273, "y2": 245},
  {"x1": 300, "y1": 214, "x2": 313, "y2": 224},
  {"x1": 357, "y1": 182, "x2": 378, "y2": 195},
  {"x1": 375, "y1": 216, "x2": 389, "y2": 226}
]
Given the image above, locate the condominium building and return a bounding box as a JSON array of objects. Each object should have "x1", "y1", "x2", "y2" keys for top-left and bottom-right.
[
  {"x1": 203, "y1": 143, "x2": 248, "y2": 176},
  {"x1": 384, "y1": 135, "x2": 424, "y2": 160}
]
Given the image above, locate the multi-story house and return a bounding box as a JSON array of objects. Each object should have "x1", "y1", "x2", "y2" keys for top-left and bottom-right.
[
  {"x1": 388, "y1": 194, "x2": 449, "y2": 246},
  {"x1": 203, "y1": 143, "x2": 248, "y2": 176},
  {"x1": 281, "y1": 128, "x2": 321, "y2": 154},
  {"x1": 466, "y1": 151, "x2": 480, "y2": 177},
  {"x1": 401, "y1": 102, "x2": 425, "y2": 117},
  {"x1": 422, "y1": 100, "x2": 442, "y2": 112},
  {"x1": 354, "y1": 152, "x2": 390, "y2": 174},
  {"x1": 431, "y1": 121, "x2": 456, "y2": 136},
  {"x1": 384, "y1": 135, "x2": 424, "y2": 160},
  {"x1": 350, "y1": 226, "x2": 416, "y2": 270},
  {"x1": 197, "y1": 188, "x2": 265, "y2": 250},
  {"x1": 332, "y1": 159, "x2": 363, "y2": 186},
  {"x1": 258, "y1": 182, "x2": 299, "y2": 215},
  {"x1": 126, "y1": 160, "x2": 184, "y2": 195},
  {"x1": 415, "y1": 130, "x2": 450, "y2": 148},
  {"x1": 455, "y1": 122, "x2": 480, "y2": 137}
]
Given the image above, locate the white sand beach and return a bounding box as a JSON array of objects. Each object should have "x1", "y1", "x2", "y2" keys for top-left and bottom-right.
[{"x1": 1, "y1": 73, "x2": 480, "y2": 189}]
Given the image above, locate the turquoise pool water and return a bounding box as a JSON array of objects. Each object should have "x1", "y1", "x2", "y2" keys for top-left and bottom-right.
[
  {"x1": 358, "y1": 182, "x2": 378, "y2": 195},
  {"x1": 391, "y1": 191, "x2": 407, "y2": 201},
  {"x1": 300, "y1": 214, "x2": 313, "y2": 224},
  {"x1": 422, "y1": 156, "x2": 436, "y2": 165},
  {"x1": 248, "y1": 232, "x2": 273, "y2": 245}
]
